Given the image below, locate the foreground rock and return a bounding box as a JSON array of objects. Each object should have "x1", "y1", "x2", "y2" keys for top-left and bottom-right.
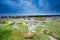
[{"x1": 23, "y1": 32, "x2": 34, "y2": 40}]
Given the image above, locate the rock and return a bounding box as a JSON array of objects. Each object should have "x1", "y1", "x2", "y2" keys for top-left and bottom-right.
[{"x1": 23, "y1": 32, "x2": 34, "y2": 39}]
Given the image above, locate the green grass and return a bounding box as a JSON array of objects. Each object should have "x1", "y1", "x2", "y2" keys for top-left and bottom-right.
[
  {"x1": 0, "y1": 25, "x2": 12, "y2": 40},
  {"x1": 0, "y1": 19, "x2": 60, "y2": 40}
]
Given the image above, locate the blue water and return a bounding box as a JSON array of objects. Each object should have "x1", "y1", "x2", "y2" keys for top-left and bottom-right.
[{"x1": 0, "y1": 0, "x2": 60, "y2": 16}]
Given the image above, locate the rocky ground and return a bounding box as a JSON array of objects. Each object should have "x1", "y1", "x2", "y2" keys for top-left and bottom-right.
[{"x1": 0, "y1": 17, "x2": 60, "y2": 40}]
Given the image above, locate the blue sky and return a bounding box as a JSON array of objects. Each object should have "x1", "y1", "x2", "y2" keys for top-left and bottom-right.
[{"x1": 0, "y1": 0, "x2": 60, "y2": 16}]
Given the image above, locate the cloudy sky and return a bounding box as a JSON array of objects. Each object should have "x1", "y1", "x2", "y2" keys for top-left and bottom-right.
[{"x1": 0, "y1": 0, "x2": 60, "y2": 16}]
